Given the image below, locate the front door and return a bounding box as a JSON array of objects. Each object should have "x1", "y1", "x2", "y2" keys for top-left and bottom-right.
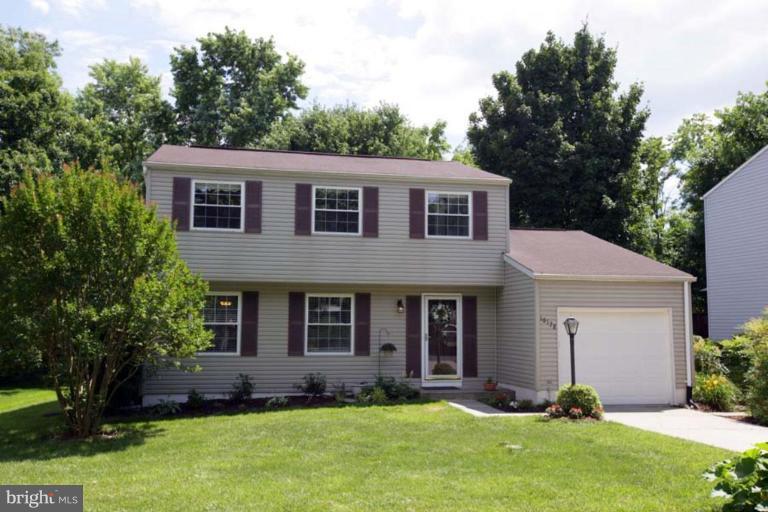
[{"x1": 423, "y1": 295, "x2": 462, "y2": 385}]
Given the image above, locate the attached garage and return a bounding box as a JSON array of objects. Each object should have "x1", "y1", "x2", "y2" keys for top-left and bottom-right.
[{"x1": 498, "y1": 229, "x2": 695, "y2": 406}]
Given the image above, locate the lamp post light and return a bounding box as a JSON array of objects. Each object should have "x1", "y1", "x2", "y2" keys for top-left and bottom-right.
[{"x1": 563, "y1": 317, "x2": 579, "y2": 386}]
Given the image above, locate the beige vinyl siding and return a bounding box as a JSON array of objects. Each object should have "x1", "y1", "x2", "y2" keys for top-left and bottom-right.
[
  {"x1": 143, "y1": 283, "x2": 498, "y2": 396},
  {"x1": 536, "y1": 280, "x2": 687, "y2": 391},
  {"x1": 146, "y1": 166, "x2": 508, "y2": 286},
  {"x1": 497, "y1": 265, "x2": 536, "y2": 388},
  {"x1": 704, "y1": 146, "x2": 768, "y2": 339}
]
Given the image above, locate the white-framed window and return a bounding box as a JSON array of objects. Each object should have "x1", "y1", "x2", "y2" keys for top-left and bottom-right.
[
  {"x1": 312, "y1": 186, "x2": 362, "y2": 235},
  {"x1": 426, "y1": 191, "x2": 472, "y2": 238},
  {"x1": 200, "y1": 292, "x2": 241, "y2": 355},
  {"x1": 305, "y1": 294, "x2": 354, "y2": 355},
  {"x1": 191, "y1": 180, "x2": 245, "y2": 231}
]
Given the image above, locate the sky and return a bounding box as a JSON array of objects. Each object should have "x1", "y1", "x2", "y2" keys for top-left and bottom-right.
[{"x1": 4, "y1": 0, "x2": 768, "y2": 153}]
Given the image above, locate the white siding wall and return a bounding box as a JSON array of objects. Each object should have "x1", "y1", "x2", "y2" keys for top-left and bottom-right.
[
  {"x1": 146, "y1": 166, "x2": 508, "y2": 286},
  {"x1": 497, "y1": 265, "x2": 536, "y2": 389},
  {"x1": 536, "y1": 280, "x2": 688, "y2": 393},
  {"x1": 705, "y1": 147, "x2": 768, "y2": 339},
  {"x1": 143, "y1": 283, "x2": 498, "y2": 396}
]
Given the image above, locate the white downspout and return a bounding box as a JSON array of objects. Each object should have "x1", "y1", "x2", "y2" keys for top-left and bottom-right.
[{"x1": 683, "y1": 281, "x2": 693, "y2": 402}]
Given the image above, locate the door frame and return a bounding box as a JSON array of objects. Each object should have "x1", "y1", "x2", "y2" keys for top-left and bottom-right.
[
  {"x1": 555, "y1": 307, "x2": 676, "y2": 404},
  {"x1": 421, "y1": 294, "x2": 463, "y2": 388}
]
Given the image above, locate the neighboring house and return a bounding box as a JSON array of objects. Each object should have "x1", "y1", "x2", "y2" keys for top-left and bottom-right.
[
  {"x1": 143, "y1": 145, "x2": 695, "y2": 406},
  {"x1": 704, "y1": 144, "x2": 768, "y2": 340}
]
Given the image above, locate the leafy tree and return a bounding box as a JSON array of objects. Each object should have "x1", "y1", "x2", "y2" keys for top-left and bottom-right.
[
  {"x1": 670, "y1": 86, "x2": 768, "y2": 305},
  {"x1": 171, "y1": 27, "x2": 307, "y2": 147},
  {"x1": 0, "y1": 167, "x2": 211, "y2": 436},
  {"x1": 467, "y1": 25, "x2": 649, "y2": 248},
  {"x1": 262, "y1": 103, "x2": 449, "y2": 159},
  {"x1": 76, "y1": 57, "x2": 177, "y2": 183},
  {"x1": 451, "y1": 143, "x2": 477, "y2": 167},
  {"x1": 0, "y1": 26, "x2": 105, "y2": 196}
]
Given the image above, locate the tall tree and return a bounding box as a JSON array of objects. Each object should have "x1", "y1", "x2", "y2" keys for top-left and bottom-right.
[
  {"x1": 670, "y1": 86, "x2": 768, "y2": 306},
  {"x1": 262, "y1": 103, "x2": 449, "y2": 159},
  {"x1": 76, "y1": 57, "x2": 177, "y2": 183},
  {"x1": 0, "y1": 167, "x2": 211, "y2": 436},
  {"x1": 0, "y1": 26, "x2": 103, "y2": 196},
  {"x1": 467, "y1": 25, "x2": 649, "y2": 248},
  {"x1": 171, "y1": 27, "x2": 307, "y2": 147}
]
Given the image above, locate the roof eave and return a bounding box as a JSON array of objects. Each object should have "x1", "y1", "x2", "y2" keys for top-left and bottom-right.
[
  {"x1": 143, "y1": 161, "x2": 511, "y2": 185},
  {"x1": 503, "y1": 254, "x2": 696, "y2": 283}
]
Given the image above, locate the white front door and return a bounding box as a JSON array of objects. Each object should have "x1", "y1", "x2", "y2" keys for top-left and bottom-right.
[
  {"x1": 557, "y1": 308, "x2": 674, "y2": 405},
  {"x1": 422, "y1": 295, "x2": 462, "y2": 386}
]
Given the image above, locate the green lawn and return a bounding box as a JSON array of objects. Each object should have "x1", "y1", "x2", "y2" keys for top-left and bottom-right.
[{"x1": 0, "y1": 388, "x2": 729, "y2": 511}]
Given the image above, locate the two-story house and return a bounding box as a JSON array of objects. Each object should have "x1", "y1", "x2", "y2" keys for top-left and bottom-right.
[{"x1": 143, "y1": 145, "x2": 696, "y2": 406}]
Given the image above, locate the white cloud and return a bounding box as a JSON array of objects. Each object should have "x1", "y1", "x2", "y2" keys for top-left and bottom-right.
[
  {"x1": 28, "y1": 0, "x2": 50, "y2": 15},
  {"x1": 48, "y1": 0, "x2": 105, "y2": 16}
]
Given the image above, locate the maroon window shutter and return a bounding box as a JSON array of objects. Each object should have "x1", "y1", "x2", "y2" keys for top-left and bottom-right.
[
  {"x1": 462, "y1": 296, "x2": 478, "y2": 378},
  {"x1": 472, "y1": 191, "x2": 488, "y2": 241},
  {"x1": 405, "y1": 295, "x2": 421, "y2": 377},
  {"x1": 409, "y1": 188, "x2": 425, "y2": 239},
  {"x1": 244, "y1": 181, "x2": 262, "y2": 233},
  {"x1": 354, "y1": 293, "x2": 371, "y2": 356},
  {"x1": 240, "y1": 292, "x2": 259, "y2": 356},
  {"x1": 294, "y1": 184, "x2": 312, "y2": 235},
  {"x1": 172, "y1": 177, "x2": 191, "y2": 231},
  {"x1": 362, "y1": 187, "x2": 379, "y2": 238},
  {"x1": 288, "y1": 292, "x2": 305, "y2": 356}
]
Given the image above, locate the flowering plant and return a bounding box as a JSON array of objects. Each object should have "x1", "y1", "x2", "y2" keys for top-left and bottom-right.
[
  {"x1": 568, "y1": 407, "x2": 583, "y2": 419},
  {"x1": 545, "y1": 403, "x2": 564, "y2": 418}
]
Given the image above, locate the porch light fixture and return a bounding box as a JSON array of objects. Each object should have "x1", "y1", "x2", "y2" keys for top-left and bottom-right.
[
  {"x1": 219, "y1": 298, "x2": 233, "y2": 307},
  {"x1": 563, "y1": 317, "x2": 579, "y2": 386},
  {"x1": 396, "y1": 299, "x2": 404, "y2": 314}
]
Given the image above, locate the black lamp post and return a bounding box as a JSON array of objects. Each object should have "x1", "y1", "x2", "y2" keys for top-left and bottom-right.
[{"x1": 563, "y1": 317, "x2": 579, "y2": 386}]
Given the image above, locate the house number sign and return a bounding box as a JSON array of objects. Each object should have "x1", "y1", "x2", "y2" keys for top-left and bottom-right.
[{"x1": 539, "y1": 316, "x2": 557, "y2": 331}]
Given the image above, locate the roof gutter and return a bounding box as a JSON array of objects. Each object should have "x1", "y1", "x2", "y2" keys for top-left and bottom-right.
[
  {"x1": 503, "y1": 254, "x2": 697, "y2": 283},
  {"x1": 144, "y1": 161, "x2": 512, "y2": 186}
]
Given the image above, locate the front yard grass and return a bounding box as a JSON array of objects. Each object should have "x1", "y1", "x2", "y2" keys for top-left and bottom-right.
[{"x1": 0, "y1": 388, "x2": 729, "y2": 511}]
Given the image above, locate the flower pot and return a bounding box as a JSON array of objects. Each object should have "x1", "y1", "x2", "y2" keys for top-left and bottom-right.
[{"x1": 484, "y1": 382, "x2": 497, "y2": 392}]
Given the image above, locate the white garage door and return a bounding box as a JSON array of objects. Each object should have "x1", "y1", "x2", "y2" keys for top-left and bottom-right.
[{"x1": 557, "y1": 308, "x2": 674, "y2": 405}]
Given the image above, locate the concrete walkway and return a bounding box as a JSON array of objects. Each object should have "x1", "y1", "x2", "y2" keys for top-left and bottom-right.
[
  {"x1": 448, "y1": 399, "x2": 768, "y2": 452},
  {"x1": 606, "y1": 406, "x2": 768, "y2": 452}
]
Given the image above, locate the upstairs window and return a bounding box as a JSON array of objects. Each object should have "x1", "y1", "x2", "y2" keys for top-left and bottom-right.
[
  {"x1": 306, "y1": 294, "x2": 354, "y2": 354},
  {"x1": 192, "y1": 181, "x2": 243, "y2": 231},
  {"x1": 201, "y1": 293, "x2": 240, "y2": 354},
  {"x1": 427, "y1": 191, "x2": 471, "y2": 238},
  {"x1": 312, "y1": 186, "x2": 361, "y2": 235}
]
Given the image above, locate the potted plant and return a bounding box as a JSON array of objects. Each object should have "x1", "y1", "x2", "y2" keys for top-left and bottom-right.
[{"x1": 484, "y1": 377, "x2": 497, "y2": 392}]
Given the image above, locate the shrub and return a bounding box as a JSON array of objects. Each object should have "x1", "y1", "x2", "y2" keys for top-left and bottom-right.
[
  {"x1": 295, "y1": 373, "x2": 327, "y2": 398},
  {"x1": 370, "y1": 387, "x2": 389, "y2": 405},
  {"x1": 265, "y1": 396, "x2": 289, "y2": 409},
  {"x1": 545, "y1": 403, "x2": 564, "y2": 418},
  {"x1": 747, "y1": 342, "x2": 768, "y2": 424},
  {"x1": 694, "y1": 337, "x2": 727, "y2": 375},
  {"x1": 555, "y1": 384, "x2": 603, "y2": 419},
  {"x1": 151, "y1": 399, "x2": 181, "y2": 417},
  {"x1": 367, "y1": 376, "x2": 420, "y2": 401},
  {"x1": 187, "y1": 389, "x2": 206, "y2": 410},
  {"x1": 568, "y1": 407, "x2": 584, "y2": 419},
  {"x1": 694, "y1": 374, "x2": 738, "y2": 411},
  {"x1": 704, "y1": 442, "x2": 768, "y2": 511},
  {"x1": 230, "y1": 374, "x2": 254, "y2": 403},
  {"x1": 721, "y1": 335, "x2": 755, "y2": 391},
  {"x1": 518, "y1": 399, "x2": 534, "y2": 410}
]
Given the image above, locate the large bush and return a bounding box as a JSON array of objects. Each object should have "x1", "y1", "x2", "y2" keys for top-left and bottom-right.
[
  {"x1": 0, "y1": 168, "x2": 212, "y2": 437},
  {"x1": 720, "y1": 336, "x2": 754, "y2": 391},
  {"x1": 742, "y1": 309, "x2": 768, "y2": 424},
  {"x1": 705, "y1": 442, "x2": 768, "y2": 511},
  {"x1": 694, "y1": 337, "x2": 727, "y2": 375},
  {"x1": 693, "y1": 374, "x2": 738, "y2": 412},
  {"x1": 555, "y1": 384, "x2": 603, "y2": 418}
]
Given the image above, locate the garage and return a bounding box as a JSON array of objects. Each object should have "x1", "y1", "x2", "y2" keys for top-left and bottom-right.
[
  {"x1": 500, "y1": 229, "x2": 695, "y2": 406},
  {"x1": 557, "y1": 308, "x2": 674, "y2": 405}
]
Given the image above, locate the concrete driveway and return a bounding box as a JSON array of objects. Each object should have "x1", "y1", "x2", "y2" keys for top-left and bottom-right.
[{"x1": 606, "y1": 406, "x2": 768, "y2": 452}]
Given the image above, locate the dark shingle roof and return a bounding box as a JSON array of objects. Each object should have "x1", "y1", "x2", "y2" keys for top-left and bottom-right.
[
  {"x1": 145, "y1": 145, "x2": 509, "y2": 183},
  {"x1": 506, "y1": 229, "x2": 694, "y2": 280}
]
